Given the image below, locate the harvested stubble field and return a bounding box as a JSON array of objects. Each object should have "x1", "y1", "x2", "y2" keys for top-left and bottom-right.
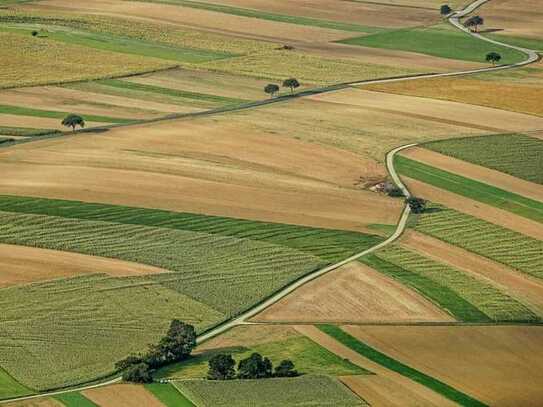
[
  {"x1": 361, "y1": 245, "x2": 538, "y2": 322},
  {"x1": 344, "y1": 325, "x2": 543, "y2": 407},
  {"x1": 415, "y1": 204, "x2": 543, "y2": 281},
  {"x1": 82, "y1": 384, "x2": 165, "y2": 407},
  {"x1": 175, "y1": 375, "x2": 367, "y2": 407},
  {"x1": 476, "y1": 0, "x2": 543, "y2": 40}
]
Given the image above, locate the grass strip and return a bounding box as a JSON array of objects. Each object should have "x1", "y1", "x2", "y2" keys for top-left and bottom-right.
[
  {"x1": 395, "y1": 155, "x2": 543, "y2": 223},
  {"x1": 317, "y1": 325, "x2": 488, "y2": 407},
  {"x1": 54, "y1": 392, "x2": 99, "y2": 407},
  {"x1": 0, "y1": 367, "x2": 33, "y2": 400},
  {"x1": 0, "y1": 126, "x2": 61, "y2": 137},
  {"x1": 0, "y1": 104, "x2": 140, "y2": 124},
  {"x1": 146, "y1": 383, "x2": 196, "y2": 407},
  {"x1": 131, "y1": 0, "x2": 382, "y2": 33}
]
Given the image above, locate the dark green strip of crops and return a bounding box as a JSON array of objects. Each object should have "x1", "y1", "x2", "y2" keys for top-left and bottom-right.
[
  {"x1": 146, "y1": 383, "x2": 196, "y2": 407},
  {"x1": 98, "y1": 79, "x2": 250, "y2": 105},
  {"x1": 395, "y1": 155, "x2": 543, "y2": 223},
  {"x1": 0, "y1": 104, "x2": 140, "y2": 125},
  {"x1": 54, "y1": 392, "x2": 98, "y2": 407},
  {"x1": 131, "y1": 0, "x2": 382, "y2": 33},
  {"x1": 0, "y1": 196, "x2": 382, "y2": 263},
  {"x1": 360, "y1": 255, "x2": 491, "y2": 322},
  {"x1": 317, "y1": 325, "x2": 488, "y2": 407}
]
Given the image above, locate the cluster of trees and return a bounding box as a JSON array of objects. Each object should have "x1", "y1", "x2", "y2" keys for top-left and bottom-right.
[
  {"x1": 264, "y1": 78, "x2": 301, "y2": 98},
  {"x1": 406, "y1": 197, "x2": 427, "y2": 214},
  {"x1": 116, "y1": 320, "x2": 196, "y2": 383},
  {"x1": 207, "y1": 352, "x2": 298, "y2": 381}
]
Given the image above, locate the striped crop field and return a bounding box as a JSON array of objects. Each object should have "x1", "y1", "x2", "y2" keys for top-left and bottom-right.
[
  {"x1": 414, "y1": 204, "x2": 543, "y2": 281},
  {"x1": 362, "y1": 245, "x2": 538, "y2": 322},
  {"x1": 423, "y1": 134, "x2": 543, "y2": 185}
]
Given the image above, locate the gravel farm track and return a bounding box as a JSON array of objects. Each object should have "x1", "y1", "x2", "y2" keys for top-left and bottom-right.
[{"x1": 1, "y1": 0, "x2": 540, "y2": 402}]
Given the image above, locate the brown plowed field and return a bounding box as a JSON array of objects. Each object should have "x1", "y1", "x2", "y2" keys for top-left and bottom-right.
[
  {"x1": 344, "y1": 325, "x2": 543, "y2": 406},
  {"x1": 402, "y1": 147, "x2": 543, "y2": 202},
  {"x1": 83, "y1": 384, "x2": 165, "y2": 407},
  {"x1": 253, "y1": 261, "x2": 453, "y2": 323},
  {"x1": 0, "y1": 113, "x2": 402, "y2": 232},
  {"x1": 294, "y1": 325, "x2": 457, "y2": 407},
  {"x1": 0, "y1": 244, "x2": 167, "y2": 287},
  {"x1": 403, "y1": 177, "x2": 543, "y2": 240},
  {"x1": 401, "y1": 231, "x2": 543, "y2": 316}
]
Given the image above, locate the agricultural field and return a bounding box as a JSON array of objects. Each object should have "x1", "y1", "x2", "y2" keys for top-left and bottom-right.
[
  {"x1": 175, "y1": 375, "x2": 367, "y2": 407},
  {"x1": 82, "y1": 384, "x2": 165, "y2": 407}
]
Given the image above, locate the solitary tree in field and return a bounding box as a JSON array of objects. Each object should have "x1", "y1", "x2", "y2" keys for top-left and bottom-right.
[
  {"x1": 486, "y1": 51, "x2": 502, "y2": 65},
  {"x1": 282, "y1": 78, "x2": 300, "y2": 94},
  {"x1": 264, "y1": 83, "x2": 280, "y2": 98},
  {"x1": 464, "y1": 15, "x2": 484, "y2": 32},
  {"x1": 406, "y1": 197, "x2": 427, "y2": 214},
  {"x1": 440, "y1": 5, "x2": 452, "y2": 16},
  {"x1": 31, "y1": 30, "x2": 39, "y2": 37},
  {"x1": 61, "y1": 114, "x2": 85, "y2": 132},
  {"x1": 207, "y1": 354, "x2": 236, "y2": 380}
]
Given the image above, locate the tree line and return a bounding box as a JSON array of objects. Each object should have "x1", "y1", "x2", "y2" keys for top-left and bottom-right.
[
  {"x1": 207, "y1": 352, "x2": 298, "y2": 380},
  {"x1": 264, "y1": 78, "x2": 300, "y2": 98}
]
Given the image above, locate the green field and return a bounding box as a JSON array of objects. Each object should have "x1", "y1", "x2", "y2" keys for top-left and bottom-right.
[
  {"x1": 415, "y1": 204, "x2": 543, "y2": 280},
  {"x1": 318, "y1": 325, "x2": 487, "y2": 407},
  {"x1": 146, "y1": 383, "x2": 196, "y2": 407},
  {"x1": 175, "y1": 375, "x2": 367, "y2": 407},
  {"x1": 158, "y1": 334, "x2": 367, "y2": 379},
  {"x1": 395, "y1": 155, "x2": 543, "y2": 223},
  {"x1": 54, "y1": 392, "x2": 98, "y2": 407},
  {"x1": 362, "y1": 246, "x2": 538, "y2": 322},
  {"x1": 424, "y1": 134, "x2": 543, "y2": 185},
  {"x1": 0, "y1": 367, "x2": 32, "y2": 400},
  {"x1": 339, "y1": 25, "x2": 526, "y2": 64},
  {"x1": 486, "y1": 34, "x2": 543, "y2": 51}
]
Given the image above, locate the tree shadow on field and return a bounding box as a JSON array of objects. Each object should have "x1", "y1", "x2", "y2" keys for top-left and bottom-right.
[{"x1": 478, "y1": 28, "x2": 505, "y2": 34}]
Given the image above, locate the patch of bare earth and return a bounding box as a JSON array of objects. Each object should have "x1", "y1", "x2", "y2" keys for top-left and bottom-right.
[
  {"x1": 0, "y1": 244, "x2": 167, "y2": 287},
  {"x1": 82, "y1": 384, "x2": 165, "y2": 407},
  {"x1": 344, "y1": 325, "x2": 543, "y2": 407},
  {"x1": 403, "y1": 177, "x2": 543, "y2": 241},
  {"x1": 253, "y1": 261, "x2": 453, "y2": 323},
  {"x1": 294, "y1": 325, "x2": 457, "y2": 407},
  {"x1": 401, "y1": 231, "x2": 543, "y2": 316}
]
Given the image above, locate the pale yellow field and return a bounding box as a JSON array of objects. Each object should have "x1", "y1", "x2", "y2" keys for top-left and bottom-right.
[
  {"x1": 479, "y1": 0, "x2": 543, "y2": 40},
  {"x1": 83, "y1": 384, "x2": 165, "y2": 407},
  {"x1": 4, "y1": 399, "x2": 63, "y2": 407}
]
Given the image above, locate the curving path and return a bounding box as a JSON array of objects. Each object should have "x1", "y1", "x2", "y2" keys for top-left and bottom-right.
[{"x1": 1, "y1": 0, "x2": 540, "y2": 403}]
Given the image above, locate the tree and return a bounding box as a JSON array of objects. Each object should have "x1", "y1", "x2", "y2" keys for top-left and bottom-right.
[
  {"x1": 115, "y1": 355, "x2": 143, "y2": 371},
  {"x1": 406, "y1": 197, "x2": 427, "y2": 214},
  {"x1": 486, "y1": 51, "x2": 501, "y2": 65},
  {"x1": 122, "y1": 363, "x2": 152, "y2": 383},
  {"x1": 237, "y1": 353, "x2": 273, "y2": 379},
  {"x1": 31, "y1": 30, "x2": 39, "y2": 37},
  {"x1": 440, "y1": 5, "x2": 452, "y2": 16},
  {"x1": 464, "y1": 15, "x2": 484, "y2": 32},
  {"x1": 61, "y1": 114, "x2": 85, "y2": 132},
  {"x1": 282, "y1": 78, "x2": 300, "y2": 94},
  {"x1": 156, "y1": 320, "x2": 196, "y2": 365},
  {"x1": 207, "y1": 354, "x2": 236, "y2": 380},
  {"x1": 264, "y1": 84, "x2": 280, "y2": 98},
  {"x1": 274, "y1": 360, "x2": 298, "y2": 377}
]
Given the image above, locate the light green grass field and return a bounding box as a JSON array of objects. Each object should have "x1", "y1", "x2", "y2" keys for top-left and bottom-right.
[
  {"x1": 423, "y1": 134, "x2": 543, "y2": 185},
  {"x1": 415, "y1": 204, "x2": 543, "y2": 280},
  {"x1": 175, "y1": 375, "x2": 367, "y2": 407},
  {"x1": 395, "y1": 155, "x2": 543, "y2": 223},
  {"x1": 318, "y1": 325, "x2": 487, "y2": 407},
  {"x1": 362, "y1": 246, "x2": 538, "y2": 322},
  {"x1": 0, "y1": 367, "x2": 33, "y2": 400},
  {"x1": 146, "y1": 383, "x2": 195, "y2": 407},
  {"x1": 339, "y1": 25, "x2": 526, "y2": 64},
  {"x1": 54, "y1": 392, "x2": 98, "y2": 407}
]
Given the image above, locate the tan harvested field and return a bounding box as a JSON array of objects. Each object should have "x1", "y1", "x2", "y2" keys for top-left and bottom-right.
[
  {"x1": 344, "y1": 325, "x2": 543, "y2": 406},
  {"x1": 365, "y1": 75, "x2": 543, "y2": 117},
  {"x1": 404, "y1": 177, "x2": 543, "y2": 240},
  {"x1": 253, "y1": 261, "x2": 453, "y2": 323},
  {"x1": 0, "y1": 114, "x2": 110, "y2": 130},
  {"x1": 4, "y1": 399, "x2": 63, "y2": 407},
  {"x1": 83, "y1": 385, "x2": 164, "y2": 407},
  {"x1": 401, "y1": 147, "x2": 543, "y2": 202},
  {"x1": 295, "y1": 325, "x2": 457, "y2": 407},
  {"x1": 0, "y1": 244, "x2": 167, "y2": 288},
  {"x1": 0, "y1": 112, "x2": 402, "y2": 232},
  {"x1": 402, "y1": 231, "x2": 543, "y2": 316},
  {"x1": 27, "y1": 0, "x2": 353, "y2": 43},
  {"x1": 480, "y1": 0, "x2": 543, "y2": 40}
]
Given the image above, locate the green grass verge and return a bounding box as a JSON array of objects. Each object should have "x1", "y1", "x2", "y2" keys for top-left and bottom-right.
[
  {"x1": 317, "y1": 325, "x2": 488, "y2": 407},
  {"x1": 0, "y1": 126, "x2": 61, "y2": 137},
  {"x1": 0, "y1": 104, "x2": 140, "y2": 124},
  {"x1": 415, "y1": 204, "x2": 543, "y2": 280},
  {"x1": 132, "y1": 0, "x2": 382, "y2": 33},
  {"x1": 395, "y1": 155, "x2": 543, "y2": 223},
  {"x1": 146, "y1": 383, "x2": 196, "y2": 407},
  {"x1": 339, "y1": 25, "x2": 526, "y2": 64},
  {"x1": 423, "y1": 133, "x2": 543, "y2": 185},
  {"x1": 174, "y1": 375, "x2": 367, "y2": 407},
  {"x1": 0, "y1": 367, "x2": 33, "y2": 400},
  {"x1": 54, "y1": 392, "x2": 98, "y2": 407}
]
